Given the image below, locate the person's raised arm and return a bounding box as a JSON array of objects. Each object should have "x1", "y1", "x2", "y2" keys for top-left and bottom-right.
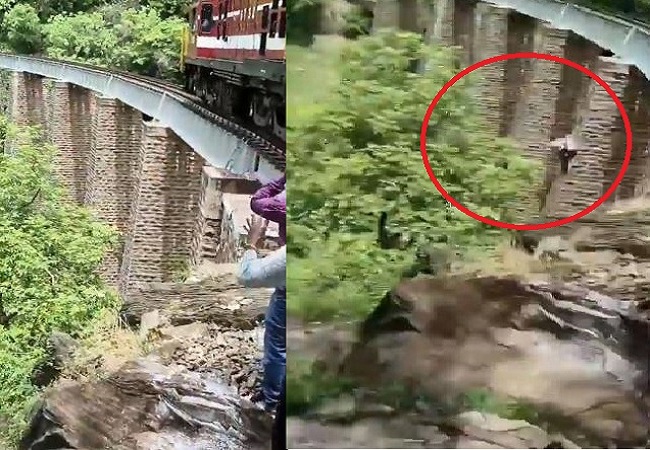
[{"x1": 237, "y1": 215, "x2": 286, "y2": 288}]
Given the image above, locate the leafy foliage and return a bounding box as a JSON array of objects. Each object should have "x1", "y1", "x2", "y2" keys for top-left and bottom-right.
[
  {"x1": 0, "y1": 0, "x2": 186, "y2": 81},
  {"x1": 287, "y1": 0, "x2": 322, "y2": 46},
  {"x1": 3, "y1": 4, "x2": 43, "y2": 54},
  {"x1": 0, "y1": 121, "x2": 119, "y2": 445},
  {"x1": 579, "y1": 0, "x2": 648, "y2": 18},
  {"x1": 142, "y1": 0, "x2": 189, "y2": 20},
  {"x1": 340, "y1": 4, "x2": 373, "y2": 40},
  {"x1": 287, "y1": 31, "x2": 540, "y2": 322},
  {"x1": 44, "y1": 11, "x2": 117, "y2": 66},
  {"x1": 43, "y1": 7, "x2": 185, "y2": 81}
]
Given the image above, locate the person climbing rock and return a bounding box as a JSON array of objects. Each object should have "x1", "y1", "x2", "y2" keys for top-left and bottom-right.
[{"x1": 240, "y1": 175, "x2": 287, "y2": 413}]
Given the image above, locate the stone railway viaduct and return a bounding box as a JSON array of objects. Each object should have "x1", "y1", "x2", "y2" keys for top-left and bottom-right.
[
  {"x1": 375, "y1": 0, "x2": 650, "y2": 220},
  {"x1": 0, "y1": 72, "x2": 277, "y2": 311}
]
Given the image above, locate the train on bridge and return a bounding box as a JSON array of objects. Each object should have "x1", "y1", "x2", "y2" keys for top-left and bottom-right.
[{"x1": 181, "y1": 0, "x2": 286, "y2": 143}]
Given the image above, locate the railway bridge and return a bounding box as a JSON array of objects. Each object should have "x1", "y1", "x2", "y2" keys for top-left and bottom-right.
[
  {"x1": 376, "y1": 0, "x2": 650, "y2": 220},
  {"x1": 0, "y1": 58, "x2": 284, "y2": 307}
]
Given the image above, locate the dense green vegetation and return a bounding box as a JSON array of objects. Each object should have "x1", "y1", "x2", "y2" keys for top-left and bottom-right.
[
  {"x1": 0, "y1": 0, "x2": 188, "y2": 81},
  {"x1": 0, "y1": 119, "x2": 119, "y2": 446},
  {"x1": 287, "y1": 32, "x2": 539, "y2": 323},
  {"x1": 285, "y1": 29, "x2": 546, "y2": 416}
]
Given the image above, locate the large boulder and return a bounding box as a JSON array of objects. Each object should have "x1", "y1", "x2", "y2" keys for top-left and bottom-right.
[
  {"x1": 335, "y1": 275, "x2": 650, "y2": 448},
  {"x1": 20, "y1": 358, "x2": 271, "y2": 450}
]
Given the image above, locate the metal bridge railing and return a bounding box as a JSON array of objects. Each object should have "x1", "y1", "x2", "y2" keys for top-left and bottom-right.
[
  {"x1": 485, "y1": 0, "x2": 650, "y2": 78},
  {"x1": 0, "y1": 54, "x2": 282, "y2": 182}
]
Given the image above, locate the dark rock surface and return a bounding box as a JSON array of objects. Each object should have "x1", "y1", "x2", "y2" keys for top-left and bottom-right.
[{"x1": 20, "y1": 358, "x2": 271, "y2": 450}]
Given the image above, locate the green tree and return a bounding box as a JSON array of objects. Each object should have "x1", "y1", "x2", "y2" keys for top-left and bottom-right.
[
  {"x1": 0, "y1": 122, "x2": 119, "y2": 445},
  {"x1": 287, "y1": 31, "x2": 540, "y2": 321},
  {"x1": 111, "y1": 9, "x2": 185, "y2": 80},
  {"x1": 3, "y1": 4, "x2": 43, "y2": 54},
  {"x1": 287, "y1": 0, "x2": 322, "y2": 46},
  {"x1": 341, "y1": 4, "x2": 373, "y2": 40},
  {"x1": 44, "y1": 8, "x2": 185, "y2": 81},
  {"x1": 143, "y1": 0, "x2": 188, "y2": 19},
  {"x1": 44, "y1": 11, "x2": 118, "y2": 65}
]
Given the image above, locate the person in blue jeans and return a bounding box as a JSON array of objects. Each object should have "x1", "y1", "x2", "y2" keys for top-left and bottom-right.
[{"x1": 238, "y1": 214, "x2": 286, "y2": 412}]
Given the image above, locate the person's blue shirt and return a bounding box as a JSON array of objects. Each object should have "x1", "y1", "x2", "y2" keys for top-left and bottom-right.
[{"x1": 237, "y1": 246, "x2": 286, "y2": 288}]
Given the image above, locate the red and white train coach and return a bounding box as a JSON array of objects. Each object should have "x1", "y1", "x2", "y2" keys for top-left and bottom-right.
[{"x1": 182, "y1": 0, "x2": 287, "y2": 141}]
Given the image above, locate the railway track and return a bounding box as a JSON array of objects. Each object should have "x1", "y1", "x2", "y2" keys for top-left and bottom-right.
[{"x1": 4, "y1": 54, "x2": 286, "y2": 171}]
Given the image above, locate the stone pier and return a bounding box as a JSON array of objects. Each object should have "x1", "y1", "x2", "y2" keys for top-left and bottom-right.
[
  {"x1": 613, "y1": 67, "x2": 650, "y2": 201},
  {"x1": 508, "y1": 23, "x2": 567, "y2": 218},
  {"x1": 119, "y1": 121, "x2": 204, "y2": 295},
  {"x1": 631, "y1": 74, "x2": 650, "y2": 198},
  {"x1": 452, "y1": 0, "x2": 475, "y2": 64},
  {"x1": 431, "y1": 0, "x2": 454, "y2": 45},
  {"x1": 472, "y1": 3, "x2": 509, "y2": 135},
  {"x1": 6, "y1": 72, "x2": 47, "y2": 131},
  {"x1": 9, "y1": 71, "x2": 31, "y2": 127},
  {"x1": 85, "y1": 95, "x2": 142, "y2": 285},
  {"x1": 546, "y1": 57, "x2": 631, "y2": 217},
  {"x1": 502, "y1": 13, "x2": 536, "y2": 136},
  {"x1": 189, "y1": 168, "x2": 272, "y2": 268},
  {"x1": 551, "y1": 34, "x2": 601, "y2": 141},
  {"x1": 47, "y1": 81, "x2": 85, "y2": 201}
]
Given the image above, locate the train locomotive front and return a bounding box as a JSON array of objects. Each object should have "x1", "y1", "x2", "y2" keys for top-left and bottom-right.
[{"x1": 181, "y1": 0, "x2": 286, "y2": 142}]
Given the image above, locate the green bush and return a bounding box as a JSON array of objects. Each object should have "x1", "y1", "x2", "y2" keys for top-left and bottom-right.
[
  {"x1": 288, "y1": 0, "x2": 322, "y2": 46},
  {"x1": 0, "y1": 121, "x2": 119, "y2": 445},
  {"x1": 44, "y1": 12, "x2": 118, "y2": 66},
  {"x1": 44, "y1": 8, "x2": 185, "y2": 81},
  {"x1": 287, "y1": 31, "x2": 540, "y2": 322},
  {"x1": 341, "y1": 5, "x2": 372, "y2": 40},
  {"x1": 3, "y1": 4, "x2": 43, "y2": 54}
]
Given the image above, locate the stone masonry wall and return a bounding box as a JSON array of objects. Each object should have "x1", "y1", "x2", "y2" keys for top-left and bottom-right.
[
  {"x1": 430, "y1": 0, "x2": 453, "y2": 45},
  {"x1": 42, "y1": 79, "x2": 55, "y2": 139},
  {"x1": 452, "y1": 0, "x2": 475, "y2": 66},
  {"x1": 372, "y1": 0, "x2": 400, "y2": 29},
  {"x1": 612, "y1": 67, "x2": 650, "y2": 201},
  {"x1": 502, "y1": 13, "x2": 536, "y2": 137},
  {"x1": 631, "y1": 75, "x2": 650, "y2": 198},
  {"x1": 85, "y1": 95, "x2": 143, "y2": 285},
  {"x1": 9, "y1": 71, "x2": 29, "y2": 127},
  {"x1": 551, "y1": 34, "x2": 601, "y2": 141},
  {"x1": 68, "y1": 85, "x2": 93, "y2": 202},
  {"x1": 0, "y1": 70, "x2": 10, "y2": 116},
  {"x1": 509, "y1": 23, "x2": 567, "y2": 219},
  {"x1": 120, "y1": 120, "x2": 204, "y2": 295},
  {"x1": 190, "y1": 167, "x2": 265, "y2": 268},
  {"x1": 471, "y1": 3, "x2": 509, "y2": 136},
  {"x1": 547, "y1": 57, "x2": 631, "y2": 217},
  {"x1": 48, "y1": 82, "x2": 80, "y2": 201},
  {"x1": 23, "y1": 74, "x2": 45, "y2": 130},
  {"x1": 190, "y1": 166, "x2": 224, "y2": 268}
]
